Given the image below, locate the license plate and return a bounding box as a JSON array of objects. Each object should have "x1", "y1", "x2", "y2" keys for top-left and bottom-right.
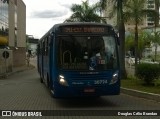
[{"x1": 84, "y1": 88, "x2": 95, "y2": 93}]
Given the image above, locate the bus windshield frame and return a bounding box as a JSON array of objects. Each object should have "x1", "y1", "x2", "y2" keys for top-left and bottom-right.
[{"x1": 57, "y1": 34, "x2": 118, "y2": 71}]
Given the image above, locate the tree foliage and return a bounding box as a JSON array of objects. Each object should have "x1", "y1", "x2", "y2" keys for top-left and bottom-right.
[
  {"x1": 147, "y1": 31, "x2": 160, "y2": 60},
  {"x1": 126, "y1": 31, "x2": 151, "y2": 58},
  {"x1": 123, "y1": 0, "x2": 155, "y2": 73},
  {"x1": 65, "y1": 1, "x2": 105, "y2": 23}
]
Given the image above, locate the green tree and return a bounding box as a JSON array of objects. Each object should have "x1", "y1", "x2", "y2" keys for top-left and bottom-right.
[
  {"x1": 154, "y1": 0, "x2": 160, "y2": 27},
  {"x1": 138, "y1": 31, "x2": 151, "y2": 59},
  {"x1": 125, "y1": 33, "x2": 134, "y2": 53},
  {"x1": 125, "y1": 31, "x2": 150, "y2": 59},
  {"x1": 118, "y1": 0, "x2": 126, "y2": 78},
  {"x1": 99, "y1": 0, "x2": 107, "y2": 16},
  {"x1": 147, "y1": 31, "x2": 160, "y2": 60},
  {"x1": 65, "y1": 0, "x2": 105, "y2": 23},
  {"x1": 151, "y1": 0, "x2": 160, "y2": 60},
  {"x1": 123, "y1": 0, "x2": 155, "y2": 73}
]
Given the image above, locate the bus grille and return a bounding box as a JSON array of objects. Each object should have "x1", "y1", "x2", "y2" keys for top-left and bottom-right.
[{"x1": 64, "y1": 72, "x2": 111, "y2": 80}]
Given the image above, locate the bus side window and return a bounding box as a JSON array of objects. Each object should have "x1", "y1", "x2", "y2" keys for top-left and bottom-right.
[
  {"x1": 45, "y1": 37, "x2": 49, "y2": 56},
  {"x1": 42, "y1": 41, "x2": 45, "y2": 55}
]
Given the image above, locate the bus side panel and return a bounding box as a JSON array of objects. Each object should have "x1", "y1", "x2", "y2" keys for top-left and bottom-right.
[
  {"x1": 37, "y1": 43, "x2": 43, "y2": 79},
  {"x1": 49, "y1": 35, "x2": 58, "y2": 91},
  {"x1": 43, "y1": 38, "x2": 50, "y2": 85},
  {"x1": 43, "y1": 55, "x2": 48, "y2": 83},
  {"x1": 37, "y1": 44, "x2": 40, "y2": 73},
  {"x1": 37, "y1": 54, "x2": 41, "y2": 74}
]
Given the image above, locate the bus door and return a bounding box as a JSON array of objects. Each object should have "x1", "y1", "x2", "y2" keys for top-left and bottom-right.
[
  {"x1": 43, "y1": 37, "x2": 50, "y2": 82},
  {"x1": 48, "y1": 35, "x2": 53, "y2": 75}
]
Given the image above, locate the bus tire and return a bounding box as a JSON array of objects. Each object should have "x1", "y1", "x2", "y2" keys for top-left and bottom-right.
[
  {"x1": 50, "y1": 88, "x2": 58, "y2": 98},
  {"x1": 47, "y1": 78, "x2": 56, "y2": 98}
]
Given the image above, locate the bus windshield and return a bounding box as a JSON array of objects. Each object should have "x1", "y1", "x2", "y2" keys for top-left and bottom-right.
[{"x1": 58, "y1": 35, "x2": 118, "y2": 70}]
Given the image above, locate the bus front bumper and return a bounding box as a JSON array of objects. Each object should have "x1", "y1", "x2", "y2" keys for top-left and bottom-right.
[{"x1": 52, "y1": 83, "x2": 120, "y2": 98}]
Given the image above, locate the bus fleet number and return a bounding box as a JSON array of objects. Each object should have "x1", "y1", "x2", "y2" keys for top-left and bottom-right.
[{"x1": 94, "y1": 80, "x2": 108, "y2": 85}]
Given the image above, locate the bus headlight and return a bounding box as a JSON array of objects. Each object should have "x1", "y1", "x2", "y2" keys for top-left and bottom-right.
[
  {"x1": 58, "y1": 75, "x2": 68, "y2": 86},
  {"x1": 110, "y1": 71, "x2": 119, "y2": 85}
]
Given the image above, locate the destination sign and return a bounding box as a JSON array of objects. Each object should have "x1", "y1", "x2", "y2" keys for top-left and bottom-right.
[{"x1": 60, "y1": 26, "x2": 109, "y2": 33}]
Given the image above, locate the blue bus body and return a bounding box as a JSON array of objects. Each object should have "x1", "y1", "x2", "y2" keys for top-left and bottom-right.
[{"x1": 37, "y1": 22, "x2": 120, "y2": 98}]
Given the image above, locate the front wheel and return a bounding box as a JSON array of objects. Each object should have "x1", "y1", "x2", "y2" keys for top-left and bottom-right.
[{"x1": 50, "y1": 89, "x2": 57, "y2": 98}]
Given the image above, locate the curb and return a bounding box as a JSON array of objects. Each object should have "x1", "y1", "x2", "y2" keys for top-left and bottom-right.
[{"x1": 121, "y1": 87, "x2": 160, "y2": 102}]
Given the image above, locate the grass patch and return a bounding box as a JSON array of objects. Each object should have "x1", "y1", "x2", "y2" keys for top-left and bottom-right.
[{"x1": 121, "y1": 77, "x2": 160, "y2": 95}]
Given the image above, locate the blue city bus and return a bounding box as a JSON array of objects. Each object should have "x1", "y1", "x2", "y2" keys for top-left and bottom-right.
[{"x1": 37, "y1": 22, "x2": 120, "y2": 98}]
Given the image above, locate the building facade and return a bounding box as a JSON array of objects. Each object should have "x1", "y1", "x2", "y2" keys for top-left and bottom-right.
[
  {"x1": 146, "y1": 0, "x2": 154, "y2": 26},
  {"x1": 104, "y1": 0, "x2": 160, "y2": 58},
  {"x1": 104, "y1": 0, "x2": 159, "y2": 32},
  {"x1": 0, "y1": 0, "x2": 9, "y2": 46},
  {"x1": 0, "y1": 0, "x2": 26, "y2": 67}
]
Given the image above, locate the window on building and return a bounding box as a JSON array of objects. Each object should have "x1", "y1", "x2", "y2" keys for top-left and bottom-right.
[
  {"x1": 147, "y1": 0, "x2": 154, "y2": 4},
  {"x1": 147, "y1": 4, "x2": 154, "y2": 9},
  {"x1": 147, "y1": 23, "x2": 154, "y2": 26},
  {"x1": 0, "y1": 0, "x2": 9, "y2": 46}
]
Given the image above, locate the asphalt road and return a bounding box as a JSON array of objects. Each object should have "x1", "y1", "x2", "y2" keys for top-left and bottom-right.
[{"x1": 0, "y1": 68, "x2": 160, "y2": 119}]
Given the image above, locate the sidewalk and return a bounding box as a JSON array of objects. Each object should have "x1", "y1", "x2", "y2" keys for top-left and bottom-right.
[{"x1": 0, "y1": 64, "x2": 35, "y2": 79}]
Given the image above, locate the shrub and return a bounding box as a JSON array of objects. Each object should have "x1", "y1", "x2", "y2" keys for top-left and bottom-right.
[
  {"x1": 136, "y1": 63, "x2": 160, "y2": 85},
  {"x1": 154, "y1": 79, "x2": 160, "y2": 87}
]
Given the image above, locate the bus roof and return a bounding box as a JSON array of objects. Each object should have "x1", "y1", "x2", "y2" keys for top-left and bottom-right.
[
  {"x1": 53, "y1": 22, "x2": 112, "y2": 28},
  {"x1": 39, "y1": 22, "x2": 114, "y2": 41}
]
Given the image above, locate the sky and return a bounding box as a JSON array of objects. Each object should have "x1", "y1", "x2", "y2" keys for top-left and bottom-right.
[{"x1": 23, "y1": 0, "x2": 100, "y2": 39}]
